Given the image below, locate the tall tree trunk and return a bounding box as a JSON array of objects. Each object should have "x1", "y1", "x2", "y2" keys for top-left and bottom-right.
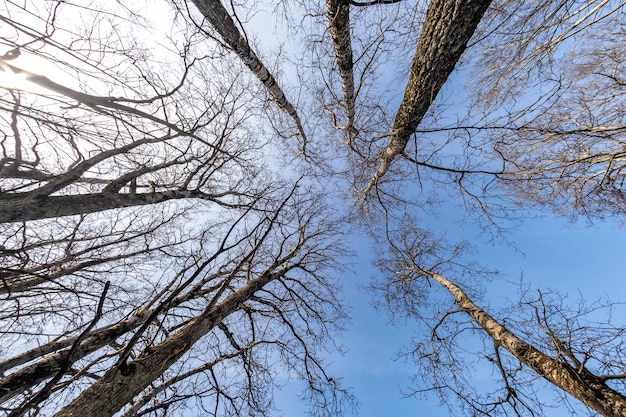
[
  {"x1": 0, "y1": 310, "x2": 149, "y2": 404},
  {"x1": 0, "y1": 264, "x2": 223, "y2": 403},
  {"x1": 190, "y1": 0, "x2": 308, "y2": 152},
  {"x1": 54, "y1": 270, "x2": 280, "y2": 417},
  {"x1": 0, "y1": 190, "x2": 225, "y2": 223},
  {"x1": 326, "y1": 0, "x2": 357, "y2": 139},
  {"x1": 364, "y1": 0, "x2": 492, "y2": 195},
  {"x1": 426, "y1": 270, "x2": 626, "y2": 417}
]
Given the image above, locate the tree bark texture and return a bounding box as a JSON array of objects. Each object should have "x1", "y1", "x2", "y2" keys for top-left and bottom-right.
[
  {"x1": 0, "y1": 190, "x2": 220, "y2": 223},
  {"x1": 0, "y1": 311, "x2": 149, "y2": 404},
  {"x1": 190, "y1": 0, "x2": 308, "y2": 150},
  {"x1": 364, "y1": 0, "x2": 492, "y2": 194},
  {"x1": 326, "y1": 0, "x2": 357, "y2": 137},
  {"x1": 54, "y1": 271, "x2": 279, "y2": 417},
  {"x1": 428, "y1": 271, "x2": 626, "y2": 417}
]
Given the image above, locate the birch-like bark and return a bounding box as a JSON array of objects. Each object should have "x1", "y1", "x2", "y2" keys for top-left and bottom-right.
[
  {"x1": 54, "y1": 270, "x2": 280, "y2": 417},
  {"x1": 326, "y1": 0, "x2": 357, "y2": 139},
  {"x1": 363, "y1": 0, "x2": 491, "y2": 195},
  {"x1": 426, "y1": 270, "x2": 626, "y2": 417},
  {"x1": 0, "y1": 190, "x2": 229, "y2": 223},
  {"x1": 190, "y1": 0, "x2": 308, "y2": 152}
]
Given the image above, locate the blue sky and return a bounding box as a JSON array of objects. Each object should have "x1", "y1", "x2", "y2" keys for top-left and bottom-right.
[
  {"x1": 245, "y1": 2, "x2": 626, "y2": 414},
  {"x1": 272, "y1": 212, "x2": 626, "y2": 416},
  {"x1": 2, "y1": 2, "x2": 623, "y2": 416}
]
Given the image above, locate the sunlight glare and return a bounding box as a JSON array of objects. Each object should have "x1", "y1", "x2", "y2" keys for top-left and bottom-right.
[{"x1": 0, "y1": 49, "x2": 77, "y2": 94}]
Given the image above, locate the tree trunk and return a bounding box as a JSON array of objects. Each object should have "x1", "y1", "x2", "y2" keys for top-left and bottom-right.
[
  {"x1": 326, "y1": 0, "x2": 357, "y2": 138},
  {"x1": 427, "y1": 271, "x2": 626, "y2": 417},
  {"x1": 0, "y1": 190, "x2": 222, "y2": 223},
  {"x1": 54, "y1": 271, "x2": 279, "y2": 417},
  {"x1": 364, "y1": 0, "x2": 492, "y2": 194},
  {"x1": 0, "y1": 310, "x2": 149, "y2": 404},
  {"x1": 190, "y1": 0, "x2": 308, "y2": 151}
]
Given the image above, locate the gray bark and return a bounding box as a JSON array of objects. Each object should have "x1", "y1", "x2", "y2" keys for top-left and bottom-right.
[
  {"x1": 54, "y1": 270, "x2": 280, "y2": 417},
  {"x1": 190, "y1": 0, "x2": 308, "y2": 152},
  {"x1": 427, "y1": 271, "x2": 626, "y2": 417},
  {"x1": 0, "y1": 190, "x2": 224, "y2": 223},
  {"x1": 364, "y1": 0, "x2": 492, "y2": 194},
  {"x1": 0, "y1": 266, "x2": 221, "y2": 403},
  {"x1": 326, "y1": 0, "x2": 357, "y2": 139},
  {"x1": 0, "y1": 310, "x2": 149, "y2": 404}
]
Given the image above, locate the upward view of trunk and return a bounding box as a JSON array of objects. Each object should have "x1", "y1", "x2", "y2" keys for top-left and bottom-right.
[
  {"x1": 426, "y1": 270, "x2": 626, "y2": 417},
  {"x1": 54, "y1": 270, "x2": 279, "y2": 417},
  {"x1": 0, "y1": 311, "x2": 149, "y2": 404},
  {"x1": 190, "y1": 0, "x2": 308, "y2": 152},
  {"x1": 363, "y1": 0, "x2": 492, "y2": 195},
  {"x1": 326, "y1": 0, "x2": 357, "y2": 140}
]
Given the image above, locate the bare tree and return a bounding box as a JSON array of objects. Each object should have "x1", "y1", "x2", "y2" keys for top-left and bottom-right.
[
  {"x1": 3, "y1": 0, "x2": 626, "y2": 416},
  {"x1": 374, "y1": 222, "x2": 626, "y2": 416},
  {"x1": 433, "y1": 0, "x2": 626, "y2": 220},
  {"x1": 481, "y1": 6, "x2": 626, "y2": 219},
  {"x1": 0, "y1": 2, "x2": 353, "y2": 416},
  {"x1": 316, "y1": 0, "x2": 626, "y2": 224},
  {"x1": 361, "y1": 0, "x2": 492, "y2": 195},
  {"x1": 0, "y1": 53, "x2": 265, "y2": 222},
  {"x1": 346, "y1": 1, "x2": 626, "y2": 415},
  {"x1": 184, "y1": 0, "x2": 308, "y2": 154},
  {"x1": 2, "y1": 182, "x2": 354, "y2": 417}
]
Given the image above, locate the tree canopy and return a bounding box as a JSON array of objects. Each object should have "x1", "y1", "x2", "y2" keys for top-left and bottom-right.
[{"x1": 1, "y1": 0, "x2": 625, "y2": 416}]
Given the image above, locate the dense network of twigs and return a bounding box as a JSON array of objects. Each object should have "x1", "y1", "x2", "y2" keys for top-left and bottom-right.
[{"x1": 1, "y1": 0, "x2": 625, "y2": 416}]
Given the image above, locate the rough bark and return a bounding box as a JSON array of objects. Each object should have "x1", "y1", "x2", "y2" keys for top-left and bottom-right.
[
  {"x1": 0, "y1": 190, "x2": 225, "y2": 223},
  {"x1": 0, "y1": 310, "x2": 149, "y2": 404},
  {"x1": 350, "y1": 0, "x2": 403, "y2": 5},
  {"x1": 364, "y1": 0, "x2": 492, "y2": 194},
  {"x1": 1, "y1": 265, "x2": 227, "y2": 402},
  {"x1": 54, "y1": 270, "x2": 280, "y2": 417},
  {"x1": 190, "y1": 0, "x2": 308, "y2": 152},
  {"x1": 427, "y1": 271, "x2": 626, "y2": 417},
  {"x1": 326, "y1": 0, "x2": 357, "y2": 139}
]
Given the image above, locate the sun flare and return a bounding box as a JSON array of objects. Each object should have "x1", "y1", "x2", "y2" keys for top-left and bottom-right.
[{"x1": 0, "y1": 48, "x2": 76, "y2": 94}]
